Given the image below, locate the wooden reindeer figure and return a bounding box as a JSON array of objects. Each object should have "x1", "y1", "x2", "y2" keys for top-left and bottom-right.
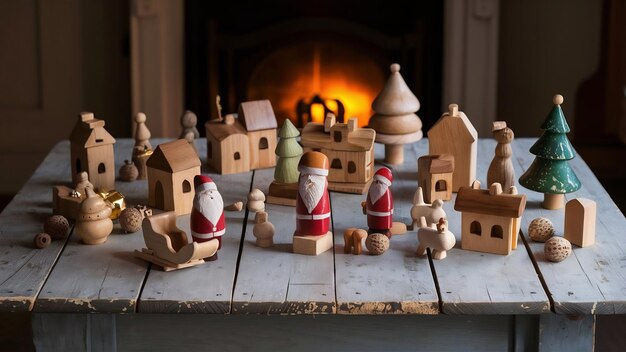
[
  {"x1": 417, "y1": 218, "x2": 456, "y2": 260},
  {"x1": 132, "y1": 112, "x2": 153, "y2": 180},
  {"x1": 487, "y1": 121, "x2": 515, "y2": 191}
]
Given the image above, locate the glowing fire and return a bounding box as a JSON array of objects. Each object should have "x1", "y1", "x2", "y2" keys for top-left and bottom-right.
[{"x1": 246, "y1": 41, "x2": 385, "y2": 128}]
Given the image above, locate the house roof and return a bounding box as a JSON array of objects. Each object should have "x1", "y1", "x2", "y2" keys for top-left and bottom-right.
[
  {"x1": 420, "y1": 154, "x2": 454, "y2": 174},
  {"x1": 301, "y1": 122, "x2": 375, "y2": 152},
  {"x1": 205, "y1": 119, "x2": 247, "y2": 141},
  {"x1": 146, "y1": 139, "x2": 201, "y2": 173},
  {"x1": 69, "y1": 113, "x2": 116, "y2": 148},
  {"x1": 454, "y1": 186, "x2": 526, "y2": 218},
  {"x1": 238, "y1": 100, "x2": 278, "y2": 132},
  {"x1": 428, "y1": 110, "x2": 477, "y2": 143}
]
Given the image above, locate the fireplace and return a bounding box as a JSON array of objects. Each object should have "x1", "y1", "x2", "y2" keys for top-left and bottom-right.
[{"x1": 185, "y1": 1, "x2": 443, "y2": 133}]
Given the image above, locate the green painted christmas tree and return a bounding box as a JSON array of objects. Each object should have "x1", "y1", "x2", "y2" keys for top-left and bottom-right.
[
  {"x1": 519, "y1": 94, "x2": 581, "y2": 209},
  {"x1": 274, "y1": 119, "x2": 303, "y2": 183},
  {"x1": 267, "y1": 119, "x2": 303, "y2": 206}
]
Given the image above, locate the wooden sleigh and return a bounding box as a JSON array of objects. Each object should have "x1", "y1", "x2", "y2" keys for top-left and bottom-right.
[{"x1": 134, "y1": 211, "x2": 218, "y2": 271}]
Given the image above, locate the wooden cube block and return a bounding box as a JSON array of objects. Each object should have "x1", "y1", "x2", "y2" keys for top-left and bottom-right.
[{"x1": 293, "y1": 231, "x2": 333, "y2": 255}]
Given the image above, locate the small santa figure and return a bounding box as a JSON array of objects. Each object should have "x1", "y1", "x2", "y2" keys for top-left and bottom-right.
[
  {"x1": 190, "y1": 175, "x2": 225, "y2": 261},
  {"x1": 365, "y1": 167, "x2": 394, "y2": 236},
  {"x1": 295, "y1": 151, "x2": 331, "y2": 236}
]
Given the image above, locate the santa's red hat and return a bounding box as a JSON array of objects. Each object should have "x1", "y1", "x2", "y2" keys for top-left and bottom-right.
[
  {"x1": 194, "y1": 174, "x2": 217, "y2": 192},
  {"x1": 373, "y1": 167, "x2": 392, "y2": 186},
  {"x1": 298, "y1": 151, "x2": 329, "y2": 176}
]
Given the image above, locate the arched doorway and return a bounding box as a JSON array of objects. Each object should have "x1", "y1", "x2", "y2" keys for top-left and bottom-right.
[{"x1": 155, "y1": 181, "x2": 165, "y2": 209}]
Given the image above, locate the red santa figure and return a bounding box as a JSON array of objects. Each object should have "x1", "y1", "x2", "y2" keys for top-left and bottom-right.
[
  {"x1": 295, "y1": 151, "x2": 331, "y2": 236},
  {"x1": 191, "y1": 175, "x2": 225, "y2": 261},
  {"x1": 366, "y1": 167, "x2": 394, "y2": 236}
]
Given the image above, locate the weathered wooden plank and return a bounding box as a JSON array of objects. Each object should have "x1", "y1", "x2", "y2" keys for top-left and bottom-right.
[
  {"x1": 32, "y1": 313, "x2": 117, "y2": 352},
  {"x1": 426, "y1": 139, "x2": 550, "y2": 314},
  {"x1": 0, "y1": 141, "x2": 72, "y2": 311},
  {"x1": 138, "y1": 140, "x2": 251, "y2": 313},
  {"x1": 514, "y1": 138, "x2": 626, "y2": 314},
  {"x1": 35, "y1": 139, "x2": 151, "y2": 313},
  {"x1": 333, "y1": 143, "x2": 439, "y2": 314},
  {"x1": 232, "y1": 168, "x2": 335, "y2": 314},
  {"x1": 538, "y1": 314, "x2": 595, "y2": 352},
  {"x1": 117, "y1": 314, "x2": 514, "y2": 352}
]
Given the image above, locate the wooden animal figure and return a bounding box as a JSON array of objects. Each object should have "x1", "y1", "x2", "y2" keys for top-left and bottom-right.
[
  {"x1": 179, "y1": 110, "x2": 200, "y2": 139},
  {"x1": 454, "y1": 182, "x2": 526, "y2": 255},
  {"x1": 418, "y1": 154, "x2": 454, "y2": 203},
  {"x1": 428, "y1": 104, "x2": 478, "y2": 192},
  {"x1": 146, "y1": 139, "x2": 201, "y2": 215},
  {"x1": 70, "y1": 112, "x2": 116, "y2": 192},
  {"x1": 293, "y1": 151, "x2": 333, "y2": 255},
  {"x1": 564, "y1": 198, "x2": 596, "y2": 247},
  {"x1": 369, "y1": 63, "x2": 423, "y2": 164},
  {"x1": 417, "y1": 218, "x2": 456, "y2": 260},
  {"x1": 300, "y1": 114, "x2": 376, "y2": 194},
  {"x1": 75, "y1": 187, "x2": 113, "y2": 245},
  {"x1": 487, "y1": 121, "x2": 515, "y2": 191},
  {"x1": 519, "y1": 95, "x2": 581, "y2": 209},
  {"x1": 190, "y1": 175, "x2": 226, "y2": 261},
  {"x1": 132, "y1": 112, "x2": 153, "y2": 180},
  {"x1": 365, "y1": 167, "x2": 394, "y2": 236},
  {"x1": 343, "y1": 228, "x2": 367, "y2": 255},
  {"x1": 135, "y1": 211, "x2": 219, "y2": 271},
  {"x1": 410, "y1": 187, "x2": 447, "y2": 229},
  {"x1": 253, "y1": 211, "x2": 275, "y2": 248}
]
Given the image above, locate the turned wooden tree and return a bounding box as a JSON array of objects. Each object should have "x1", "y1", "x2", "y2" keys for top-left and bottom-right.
[
  {"x1": 519, "y1": 95, "x2": 581, "y2": 209},
  {"x1": 267, "y1": 119, "x2": 303, "y2": 206}
]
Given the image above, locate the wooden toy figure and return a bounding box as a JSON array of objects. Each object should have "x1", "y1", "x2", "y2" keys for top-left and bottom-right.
[
  {"x1": 365, "y1": 167, "x2": 394, "y2": 237},
  {"x1": 564, "y1": 198, "x2": 596, "y2": 247},
  {"x1": 417, "y1": 218, "x2": 456, "y2": 260},
  {"x1": 132, "y1": 112, "x2": 153, "y2": 180},
  {"x1": 293, "y1": 151, "x2": 333, "y2": 255},
  {"x1": 369, "y1": 63, "x2": 423, "y2": 164},
  {"x1": 190, "y1": 175, "x2": 225, "y2": 261},
  {"x1": 179, "y1": 110, "x2": 200, "y2": 140},
  {"x1": 487, "y1": 121, "x2": 515, "y2": 191},
  {"x1": 519, "y1": 95, "x2": 581, "y2": 209}
]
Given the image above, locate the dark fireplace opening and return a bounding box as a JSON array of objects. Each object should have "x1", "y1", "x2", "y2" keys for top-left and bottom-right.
[{"x1": 185, "y1": 0, "x2": 443, "y2": 134}]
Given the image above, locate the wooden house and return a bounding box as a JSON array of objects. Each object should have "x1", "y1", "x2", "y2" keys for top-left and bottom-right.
[
  {"x1": 69, "y1": 112, "x2": 116, "y2": 192},
  {"x1": 454, "y1": 182, "x2": 526, "y2": 255},
  {"x1": 300, "y1": 114, "x2": 376, "y2": 194},
  {"x1": 418, "y1": 154, "x2": 454, "y2": 203},
  {"x1": 428, "y1": 104, "x2": 477, "y2": 192},
  {"x1": 205, "y1": 100, "x2": 277, "y2": 174},
  {"x1": 146, "y1": 139, "x2": 201, "y2": 215},
  {"x1": 239, "y1": 100, "x2": 278, "y2": 169}
]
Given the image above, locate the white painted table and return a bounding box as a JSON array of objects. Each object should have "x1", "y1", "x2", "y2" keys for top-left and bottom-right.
[{"x1": 1, "y1": 138, "x2": 624, "y2": 351}]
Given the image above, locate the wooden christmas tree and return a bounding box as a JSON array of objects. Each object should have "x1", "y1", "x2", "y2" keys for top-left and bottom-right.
[
  {"x1": 519, "y1": 95, "x2": 581, "y2": 209},
  {"x1": 369, "y1": 63, "x2": 423, "y2": 164},
  {"x1": 267, "y1": 119, "x2": 303, "y2": 206}
]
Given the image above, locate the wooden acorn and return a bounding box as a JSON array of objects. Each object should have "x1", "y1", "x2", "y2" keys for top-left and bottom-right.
[
  {"x1": 544, "y1": 236, "x2": 572, "y2": 262},
  {"x1": 365, "y1": 233, "x2": 389, "y2": 255},
  {"x1": 119, "y1": 160, "x2": 139, "y2": 181},
  {"x1": 119, "y1": 207, "x2": 143, "y2": 233},
  {"x1": 528, "y1": 217, "x2": 555, "y2": 242},
  {"x1": 75, "y1": 187, "x2": 113, "y2": 245},
  {"x1": 34, "y1": 233, "x2": 52, "y2": 249},
  {"x1": 44, "y1": 215, "x2": 69, "y2": 240}
]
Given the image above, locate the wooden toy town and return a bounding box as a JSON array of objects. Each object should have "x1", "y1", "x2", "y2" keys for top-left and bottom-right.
[{"x1": 39, "y1": 63, "x2": 596, "y2": 270}]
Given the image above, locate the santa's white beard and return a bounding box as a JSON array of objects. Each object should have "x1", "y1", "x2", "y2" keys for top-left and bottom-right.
[
  {"x1": 194, "y1": 190, "x2": 224, "y2": 225},
  {"x1": 299, "y1": 174, "x2": 326, "y2": 213},
  {"x1": 368, "y1": 181, "x2": 388, "y2": 204}
]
